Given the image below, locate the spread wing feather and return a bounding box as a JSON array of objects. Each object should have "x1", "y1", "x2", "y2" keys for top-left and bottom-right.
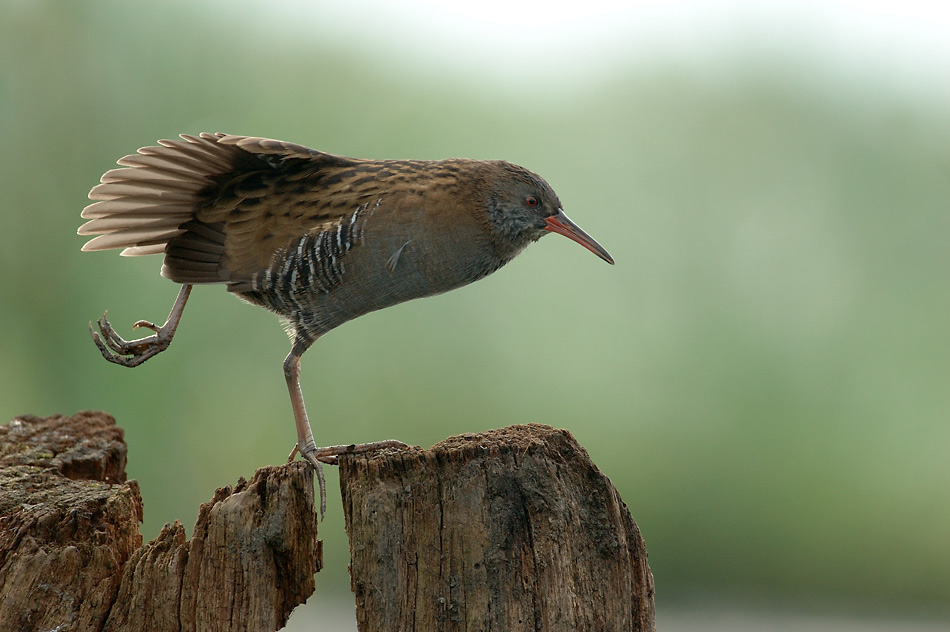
[{"x1": 78, "y1": 133, "x2": 369, "y2": 285}]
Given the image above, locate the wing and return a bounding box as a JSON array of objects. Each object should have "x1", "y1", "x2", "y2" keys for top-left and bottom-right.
[{"x1": 78, "y1": 133, "x2": 374, "y2": 287}]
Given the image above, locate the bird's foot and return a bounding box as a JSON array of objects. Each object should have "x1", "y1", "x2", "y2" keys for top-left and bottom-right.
[
  {"x1": 289, "y1": 439, "x2": 409, "y2": 517},
  {"x1": 288, "y1": 439, "x2": 409, "y2": 465},
  {"x1": 89, "y1": 311, "x2": 174, "y2": 367}
]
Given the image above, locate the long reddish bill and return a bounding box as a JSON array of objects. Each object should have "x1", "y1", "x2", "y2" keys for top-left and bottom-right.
[{"x1": 544, "y1": 210, "x2": 615, "y2": 265}]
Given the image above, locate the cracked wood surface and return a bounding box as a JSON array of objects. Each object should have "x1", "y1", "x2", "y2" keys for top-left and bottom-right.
[
  {"x1": 340, "y1": 423, "x2": 656, "y2": 632},
  {"x1": 0, "y1": 411, "x2": 319, "y2": 631}
]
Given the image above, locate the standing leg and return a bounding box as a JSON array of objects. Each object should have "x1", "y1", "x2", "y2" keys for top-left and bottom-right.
[
  {"x1": 283, "y1": 343, "x2": 328, "y2": 516},
  {"x1": 283, "y1": 338, "x2": 407, "y2": 518}
]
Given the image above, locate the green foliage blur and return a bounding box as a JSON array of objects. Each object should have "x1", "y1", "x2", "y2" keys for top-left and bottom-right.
[{"x1": 2, "y1": 0, "x2": 948, "y2": 621}]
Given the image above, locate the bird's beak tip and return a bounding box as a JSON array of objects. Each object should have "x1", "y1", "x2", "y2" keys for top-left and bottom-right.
[{"x1": 544, "y1": 211, "x2": 614, "y2": 265}]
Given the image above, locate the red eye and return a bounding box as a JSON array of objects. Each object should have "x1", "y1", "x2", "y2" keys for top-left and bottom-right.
[{"x1": 525, "y1": 196, "x2": 539, "y2": 208}]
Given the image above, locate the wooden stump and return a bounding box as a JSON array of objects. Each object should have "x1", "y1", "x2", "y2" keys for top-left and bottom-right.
[
  {"x1": 0, "y1": 412, "x2": 320, "y2": 632},
  {"x1": 340, "y1": 424, "x2": 655, "y2": 632}
]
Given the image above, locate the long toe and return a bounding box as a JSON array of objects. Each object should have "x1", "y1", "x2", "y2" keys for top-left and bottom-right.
[
  {"x1": 297, "y1": 448, "x2": 328, "y2": 518},
  {"x1": 310, "y1": 439, "x2": 409, "y2": 461}
]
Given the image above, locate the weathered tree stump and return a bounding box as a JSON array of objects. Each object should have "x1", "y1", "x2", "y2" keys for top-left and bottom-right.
[
  {"x1": 2, "y1": 415, "x2": 654, "y2": 631},
  {"x1": 340, "y1": 424, "x2": 655, "y2": 632},
  {"x1": 0, "y1": 411, "x2": 319, "y2": 632}
]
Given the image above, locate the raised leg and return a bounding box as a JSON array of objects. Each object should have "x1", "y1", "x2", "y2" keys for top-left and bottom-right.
[
  {"x1": 90, "y1": 284, "x2": 193, "y2": 367},
  {"x1": 283, "y1": 343, "x2": 407, "y2": 517}
]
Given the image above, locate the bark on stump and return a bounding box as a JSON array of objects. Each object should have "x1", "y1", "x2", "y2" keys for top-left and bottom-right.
[
  {"x1": 340, "y1": 424, "x2": 655, "y2": 632},
  {"x1": 0, "y1": 411, "x2": 319, "y2": 632}
]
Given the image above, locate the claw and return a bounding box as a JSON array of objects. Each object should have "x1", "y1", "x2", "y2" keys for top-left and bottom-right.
[
  {"x1": 291, "y1": 439, "x2": 409, "y2": 519},
  {"x1": 298, "y1": 449, "x2": 328, "y2": 519}
]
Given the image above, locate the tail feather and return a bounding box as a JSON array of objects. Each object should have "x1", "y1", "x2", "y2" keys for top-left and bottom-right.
[
  {"x1": 120, "y1": 244, "x2": 166, "y2": 256},
  {"x1": 88, "y1": 181, "x2": 198, "y2": 201},
  {"x1": 77, "y1": 214, "x2": 190, "y2": 235},
  {"x1": 80, "y1": 200, "x2": 190, "y2": 219},
  {"x1": 81, "y1": 227, "x2": 188, "y2": 252}
]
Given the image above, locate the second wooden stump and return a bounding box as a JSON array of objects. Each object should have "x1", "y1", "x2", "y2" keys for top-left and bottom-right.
[{"x1": 340, "y1": 424, "x2": 655, "y2": 632}]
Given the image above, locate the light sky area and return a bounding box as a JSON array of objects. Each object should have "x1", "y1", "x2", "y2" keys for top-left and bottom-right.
[{"x1": 256, "y1": 0, "x2": 950, "y2": 100}]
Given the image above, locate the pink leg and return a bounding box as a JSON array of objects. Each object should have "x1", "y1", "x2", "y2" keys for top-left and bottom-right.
[{"x1": 283, "y1": 349, "x2": 406, "y2": 517}]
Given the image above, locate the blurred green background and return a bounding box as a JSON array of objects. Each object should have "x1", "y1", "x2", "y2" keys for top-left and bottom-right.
[{"x1": 2, "y1": 1, "x2": 949, "y2": 629}]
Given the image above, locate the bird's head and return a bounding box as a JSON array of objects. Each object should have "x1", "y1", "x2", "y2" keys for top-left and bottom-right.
[{"x1": 486, "y1": 161, "x2": 614, "y2": 265}]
